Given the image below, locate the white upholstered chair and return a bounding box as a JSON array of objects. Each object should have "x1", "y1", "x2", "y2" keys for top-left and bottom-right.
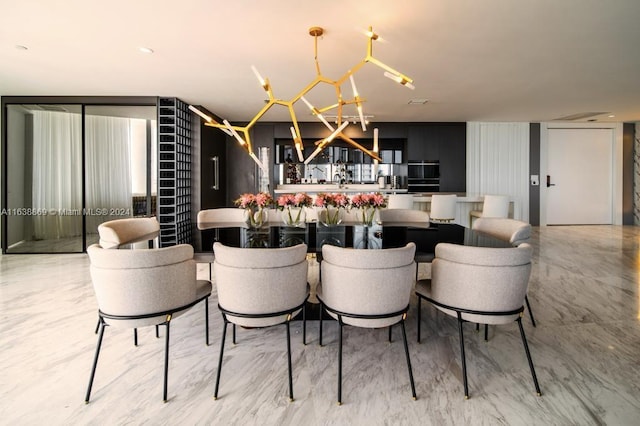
[
  {"x1": 212, "y1": 242, "x2": 309, "y2": 401},
  {"x1": 97, "y1": 216, "x2": 160, "y2": 249},
  {"x1": 414, "y1": 243, "x2": 541, "y2": 399},
  {"x1": 196, "y1": 208, "x2": 246, "y2": 278},
  {"x1": 317, "y1": 243, "x2": 417, "y2": 404},
  {"x1": 93, "y1": 217, "x2": 161, "y2": 335},
  {"x1": 379, "y1": 208, "x2": 430, "y2": 224},
  {"x1": 472, "y1": 217, "x2": 536, "y2": 326},
  {"x1": 469, "y1": 194, "x2": 510, "y2": 225},
  {"x1": 429, "y1": 194, "x2": 457, "y2": 223},
  {"x1": 85, "y1": 238, "x2": 212, "y2": 403},
  {"x1": 387, "y1": 193, "x2": 415, "y2": 210}
]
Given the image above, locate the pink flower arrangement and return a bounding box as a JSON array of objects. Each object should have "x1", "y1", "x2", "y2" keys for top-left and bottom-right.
[
  {"x1": 276, "y1": 192, "x2": 313, "y2": 210},
  {"x1": 349, "y1": 192, "x2": 387, "y2": 209},
  {"x1": 234, "y1": 192, "x2": 274, "y2": 209},
  {"x1": 314, "y1": 193, "x2": 350, "y2": 209}
]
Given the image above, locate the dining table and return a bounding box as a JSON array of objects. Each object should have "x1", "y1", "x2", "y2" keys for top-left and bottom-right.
[
  {"x1": 199, "y1": 220, "x2": 512, "y2": 320},
  {"x1": 199, "y1": 220, "x2": 512, "y2": 253}
]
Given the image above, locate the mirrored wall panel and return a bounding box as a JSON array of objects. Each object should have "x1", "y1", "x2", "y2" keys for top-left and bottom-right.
[
  {"x1": 4, "y1": 102, "x2": 157, "y2": 253},
  {"x1": 84, "y1": 105, "x2": 157, "y2": 247},
  {"x1": 5, "y1": 104, "x2": 83, "y2": 253}
]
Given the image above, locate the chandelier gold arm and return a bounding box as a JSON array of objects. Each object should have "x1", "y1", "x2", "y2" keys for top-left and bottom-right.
[{"x1": 192, "y1": 25, "x2": 414, "y2": 168}]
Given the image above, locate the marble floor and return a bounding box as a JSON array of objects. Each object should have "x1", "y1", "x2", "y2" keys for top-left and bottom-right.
[{"x1": 1, "y1": 225, "x2": 639, "y2": 425}]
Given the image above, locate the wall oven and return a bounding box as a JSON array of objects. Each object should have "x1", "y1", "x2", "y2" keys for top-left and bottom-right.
[{"x1": 407, "y1": 161, "x2": 439, "y2": 193}]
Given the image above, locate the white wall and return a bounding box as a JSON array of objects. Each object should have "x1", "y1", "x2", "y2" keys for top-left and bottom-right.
[
  {"x1": 466, "y1": 122, "x2": 530, "y2": 222},
  {"x1": 6, "y1": 107, "x2": 27, "y2": 246}
]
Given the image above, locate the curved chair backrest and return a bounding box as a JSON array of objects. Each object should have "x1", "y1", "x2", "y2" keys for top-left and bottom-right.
[
  {"x1": 387, "y1": 194, "x2": 415, "y2": 210},
  {"x1": 431, "y1": 242, "x2": 532, "y2": 324},
  {"x1": 87, "y1": 243, "x2": 197, "y2": 328},
  {"x1": 379, "y1": 208, "x2": 430, "y2": 224},
  {"x1": 481, "y1": 194, "x2": 510, "y2": 218},
  {"x1": 472, "y1": 217, "x2": 531, "y2": 246},
  {"x1": 213, "y1": 243, "x2": 308, "y2": 327},
  {"x1": 97, "y1": 217, "x2": 160, "y2": 249},
  {"x1": 197, "y1": 208, "x2": 246, "y2": 230},
  {"x1": 430, "y1": 194, "x2": 457, "y2": 222},
  {"x1": 320, "y1": 243, "x2": 416, "y2": 328}
]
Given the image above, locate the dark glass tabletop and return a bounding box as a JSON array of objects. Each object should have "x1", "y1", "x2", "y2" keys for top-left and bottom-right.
[{"x1": 202, "y1": 221, "x2": 511, "y2": 253}]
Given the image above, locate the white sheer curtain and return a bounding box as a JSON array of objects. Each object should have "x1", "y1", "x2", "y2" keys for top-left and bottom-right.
[
  {"x1": 85, "y1": 115, "x2": 132, "y2": 234},
  {"x1": 467, "y1": 122, "x2": 530, "y2": 221},
  {"x1": 32, "y1": 111, "x2": 83, "y2": 239}
]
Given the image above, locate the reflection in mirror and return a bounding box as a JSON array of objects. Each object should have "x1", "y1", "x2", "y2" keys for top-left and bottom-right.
[
  {"x1": 6, "y1": 105, "x2": 83, "y2": 253},
  {"x1": 4, "y1": 104, "x2": 157, "y2": 253},
  {"x1": 84, "y1": 106, "x2": 157, "y2": 248}
]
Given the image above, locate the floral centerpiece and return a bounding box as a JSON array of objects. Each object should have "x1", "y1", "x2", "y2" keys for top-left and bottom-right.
[
  {"x1": 349, "y1": 192, "x2": 387, "y2": 226},
  {"x1": 276, "y1": 192, "x2": 312, "y2": 227},
  {"x1": 315, "y1": 192, "x2": 350, "y2": 226},
  {"x1": 234, "y1": 192, "x2": 273, "y2": 228}
]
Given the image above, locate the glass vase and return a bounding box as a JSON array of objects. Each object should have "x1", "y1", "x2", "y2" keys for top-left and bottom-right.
[
  {"x1": 282, "y1": 206, "x2": 306, "y2": 228},
  {"x1": 358, "y1": 206, "x2": 377, "y2": 226},
  {"x1": 244, "y1": 207, "x2": 268, "y2": 229},
  {"x1": 320, "y1": 206, "x2": 344, "y2": 227}
]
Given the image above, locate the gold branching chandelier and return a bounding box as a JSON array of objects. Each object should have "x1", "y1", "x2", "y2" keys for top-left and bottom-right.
[{"x1": 189, "y1": 26, "x2": 414, "y2": 171}]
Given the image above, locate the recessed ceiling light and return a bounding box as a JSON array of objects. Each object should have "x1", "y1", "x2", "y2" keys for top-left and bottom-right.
[
  {"x1": 608, "y1": 114, "x2": 615, "y2": 118},
  {"x1": 408, "y1": 99, "x2": 428, "y2": 105},
  {"x1": 15, "y1": 45, "x2": 28, "y2": 50},
  {"x1": 139, "y1": 47, "x2": 154, "y2": 54}
]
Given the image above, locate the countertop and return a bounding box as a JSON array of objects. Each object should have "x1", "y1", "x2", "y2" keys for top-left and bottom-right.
[{"x1": 274, "y1": 184, "x2": 408, "y2": 194}]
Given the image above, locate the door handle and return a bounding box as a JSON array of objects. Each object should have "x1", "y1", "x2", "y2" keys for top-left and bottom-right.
[
  {"x1": 211, "y1": 156, "x2": 219, "y2": 190},
  {"x1": 546, "y1": 175, "x2": 555, "y2": 188}
]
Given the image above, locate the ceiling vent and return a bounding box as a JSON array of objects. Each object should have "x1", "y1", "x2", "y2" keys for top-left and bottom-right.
[{"x1": 552, "y1": 112, "x2": 609, "y2": 121}]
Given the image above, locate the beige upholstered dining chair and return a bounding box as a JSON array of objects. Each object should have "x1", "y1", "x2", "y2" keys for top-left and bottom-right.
[
  {"x1": 387, "y1": 193, "x2": 415, "y2": 210},
  {"x1": 469, "y1": 194, "x2": 510, "y2": 225},
  {"x1": 97, "y1": 216, "x2": 160, "y2": 249},
  {"x1": 317, "y1": 243, "x2": 417, "y2": 405},
  {"x1": 429, "y1": 194, "x2": 457, "y2": 223},
  {"x1": 472, "y1": 217, "x2": 536, "y2": 326},
  {"x1": 212, "y1": 242, "x2": 309, "y2": 401},
  {"x1": 414, "y1": 242, "x2": 541, "y2": 399},
  {"x1": 85, "y1": 220, "x2": 212, "y2": 403},
  {"x1": 196, "y1": 208, "x2": 246, "y2": 278}
]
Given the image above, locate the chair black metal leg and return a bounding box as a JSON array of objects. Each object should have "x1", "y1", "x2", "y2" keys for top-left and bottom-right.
[
  {"x1": 457, "y1": 313, "x2": 469, "y2": 399},
  {"x1": 319, "y1": 302, "x2": 324, "y2": 347},
  {"x1": 214, "y1": 318, "x2": 228, "y2": 400},
  {"x1": 517, "y1": 317, "x2": 542, "y2": 396},
  {"x1": 134, "y1": 328, "x2": 138, "y2": 346},
  {"x1": 525, "y1": 295, "x2": 537, "y2": 327},
  {"x1": 417, "y1": 296, "x2": 422, "y2": 343},
  {"x1": 400, "y1": 319, "x2": 417, "y2": 400},
  {"x1": 163, "y1": 322, "x2": 171, "y2": 403},
  {"x1": 388, "y1": 325, "x2": 393, "y2": 343},
  {"x1": 209, "y1": 263, "x2": 212, "y2": 281},
  {"x1": 484, "y1": 324, "x2": 488, "y2": 341},
  {"x1": 205, "y1": 297, "x2": 210, "y2": 346},
  {"x1": 302, "y1": 303, "x2": 307, "y2": 345},
  {"x1": 85, "y1": 319, "x2": 106, "y2": 403},
  {"x1": 94, "y1": 317, "x2": 100, "y2": 334},
  {"x1": 337, "y1": 318, "x2": 343, "y2": 405},
  {"x1": 475, "y1": 323, "x2": 479, "y2": 332},
  {"x1": 232, "y1": 324, "x2": 236, "y2": 344},
  {"x1": 286, "y1": 320, "x2": 294, "y2": 401},
  {"x1": 156, "y1": 325, "x2": 160, "y2": 338}
]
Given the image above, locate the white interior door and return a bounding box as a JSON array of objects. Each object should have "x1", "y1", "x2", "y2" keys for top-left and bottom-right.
[{"x1": 546, "y1": 128, "x2": 613, "y2": 225}]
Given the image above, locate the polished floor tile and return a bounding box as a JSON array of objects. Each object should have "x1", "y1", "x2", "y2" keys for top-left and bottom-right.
[{"x1": 1, "y1": 225, "x2": 639, "y2": 425}]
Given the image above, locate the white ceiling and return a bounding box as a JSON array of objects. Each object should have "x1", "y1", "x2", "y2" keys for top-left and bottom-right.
[{"x1": 2, "y1": 0, "x2": 640, "y2": 125}]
